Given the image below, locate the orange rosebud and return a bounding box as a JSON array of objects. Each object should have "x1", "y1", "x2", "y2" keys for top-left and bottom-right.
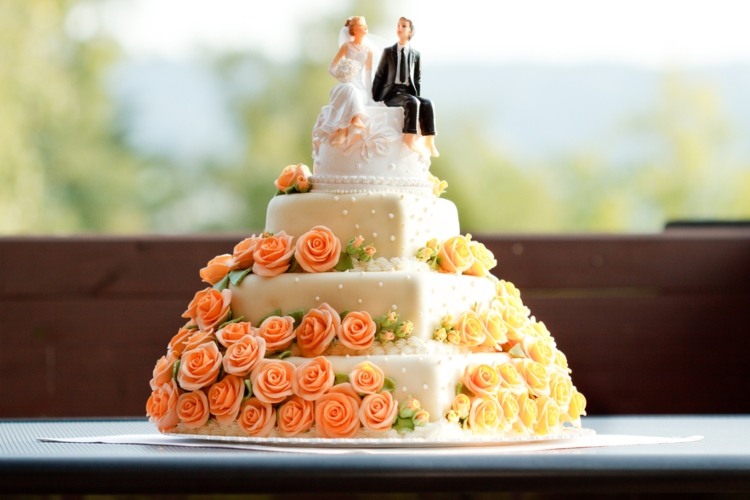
[
  {"x1": 252, "y1": 231, "x2": 295, "y2": 277},
  {"x1": 359, "y1": 391, "x2": 398, "y2": 431},
  {"x1": 292, "y1": 356, "x2": 335, "y2": 401},
  {"x1": 199, "y1": 254, "x2": 233, "y2": 285},
  {"x1": 437, "y1": 235, "x2": 474, "y2": 274},
  {"x1": 216, "y1": 321, "x2": 255, "y2": 348},
  {"x1": 208, "y1": 374, "x2": 245, "y2": 425},
  {"x1": 232, "y1": 235, "x2": 261, "y2": 270},
  {"x1": 238, "y1": 397, "x2": 276, "y2": 436},
  {"x1": 277, "y1": 395, "x2": 315, "y2": 436},
  {"x1": 146, "y1": 380, "x2": 180, "y2": 432},
  {"x1": 250, "y1": 359, "x2": 295, "y2": 404},
  {"x1": 275, "y1": 163, "x2": 311, "y2": 193},
  {"x1": 178, "y1": 341, "x2": 222, "y2": 391},
  {"x1": 150, "y1": 352, "x2": 178, "y2": 390},
  {"x1": 182, "y1": 287, "x2": 232, "y2": 332},
  {"x1": 314, "y1": 383, "x2": 361, "y2": 438},
  {"x1": 295, "y1": 225, "x2": 341, "y2": 273},
  {"x1": 295, "y1": 303, "x2": 340, "y2": 357},
  {"x1": 349, "y1": 361, "x2": 385, "y2": 395},
  {"x1": 257, "y1": 315, "x2": 296, "y2": 352},
  {"x1": 177, "y1": 390, "x2": 211, "y2": 429},
  {"x1": 222, "y1": 334, "x2": 266, "y2": 377},
  {"x1": 339, "y1": 311, "x2": 376, "y2": 351}
]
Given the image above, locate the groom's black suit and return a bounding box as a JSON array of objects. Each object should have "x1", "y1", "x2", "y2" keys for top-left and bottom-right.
[{"x1": 372, "y1": 43, "x2": 436, "y2": 136}]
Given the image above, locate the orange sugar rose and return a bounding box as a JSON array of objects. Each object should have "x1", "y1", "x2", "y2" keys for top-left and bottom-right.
[
  {"x1": 208, "y1": 374, "x2": 245, "y2": 425},
  {"x1": 183, "y1": 329, "x2": 217, "y2": 353},
  {"x1": 339, "y1": 311, "x2": 376, "y2": 351},
  {"x1": 199, "y1": 253, "x2": 234, "y2": 285},
  {"x1": 463, "y1": 363, "x2": 501, "y2": 398},
  {"x1": 314, "y1": 383, "x2": 361, "y2": 438},
  {"x1": 294, "y1": 225, "x2": 341, "y2": 273},
  {"x1": 295, "y1": 303, "x2": 340, "y2": 357},
  {"x1": 277, "y1": 395, "x2": 315, "y2": 436},
  {"x1": 177, "y1": 341, "x2": 222, "y2": 391},
  {"x1": 146, "y1": 380, "x2": 180, "y2": 432},
  {"x1": 359, "y1": 391, "x2": 398, "y2": 431},
  {"x1": 216, "y1": 321, "x2": 255, "y2": 348},
  {"x1": 168, "y1": 324, "x2": 195, "y2": 356},
  {"x1": 250, "y1": 359, "x2": 295, "y2": 404},
  {"x1": 349, "y1": 361, "x2": 385, "y2": 395},
  {"x1": 150, "y1": 352, "x2": 178, "y2": 390},
  {"x1": 182, "y1": 287, "x2": 232, "y2": 332},
  {"x1": 292, "y1": 356, "x2": 335, "y2": 401},
  {"x1": 238, "y1": 397, "x2": 276, "y2": 436},
  {"x1": 252, "y1": 231, "x2": 295, "y2": 277},
  {"x1": 437, "y1": 235, "x2": 474, "y2": 274},
  {"x1": 222, "y1": 334, "x2": 266, "y2": 377},
  {"x1": 232, "y1": 235, "x2": 261, "y2": 270},
  {"x1": 257, "y1": 315, "x2": 296, "y2": 352},
  {"x1": 177, "y1": 390, "x2": 211, "y2": 429}
]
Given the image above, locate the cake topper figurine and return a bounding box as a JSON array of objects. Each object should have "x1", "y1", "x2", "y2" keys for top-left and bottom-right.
[
  {"x1": 372, "y1": 17, "x2": 439, "y2": 157},
  {"x1": 315, "y1": 16, "x2": 374, "y2": 147}
]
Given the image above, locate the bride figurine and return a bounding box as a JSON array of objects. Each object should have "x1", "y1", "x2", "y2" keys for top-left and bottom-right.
[{"x1": 316, "y1": 16, "x2": 374, "y2": 146}]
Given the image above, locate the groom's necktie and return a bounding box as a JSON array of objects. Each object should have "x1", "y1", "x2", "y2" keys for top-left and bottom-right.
[{"x1": 400, "y1": 47, "x2": 407, "y2": 85}]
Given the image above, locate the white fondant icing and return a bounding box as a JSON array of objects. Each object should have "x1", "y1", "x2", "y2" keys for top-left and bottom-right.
[{"x1": 266, "y1": 192, "x2": 459, "y2": 259}]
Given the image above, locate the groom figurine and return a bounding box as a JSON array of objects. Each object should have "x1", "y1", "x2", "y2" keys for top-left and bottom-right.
[{"x1": 372, "y1": 17, "x2": 439, "y2": 157}]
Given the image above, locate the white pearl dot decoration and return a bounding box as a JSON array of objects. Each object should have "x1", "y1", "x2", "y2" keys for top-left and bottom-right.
[
  {"x1": 371, "y1": 209, "x2": 376, "y2": 215},
  {"x1": 402, "y1": 386, "x2": 408, "y2": 392},
  {"x1": 342, "y1": 209, "x2": 348, "y2": 216},
  {"x1": 294, "y1": 277, "x2": 300, "y2": 283},
  {"x1": 390, "y1": 235, "x2": 396, "y2": 241},
  {"x1": 355, "y1": 224, "x2": 360, "y2": 229},
  {"x1": 333, "y1": 196, "x2": 340, "y2": 202},
  {"x1": 388, "y1": 213, "x2": 394, "y2": 219},
  {"x1": 423, "y1": 384, "x2": 429, "y2": 390},
  {"x1": 358, "y1": 298, "x2": 363, "y2": 304},
  {"x1": 351, "y1": 197, "x2": 357, "y2": 202},
  {"x1": 378, "y1": 282, "x2": 384, "y2": 287},
  {"x1": 315, "y1": 296, "x2": 320, "y2": 301},
  {"x1": 338, "y1": 284, "x2": 344, "y2": 290},
  {"x1": 372, "y1": 232, "x2": 378, "y2": 238},
  {"x1": 401, "y1": 367, "x2": 407, "y2": 373},
  {"x1": 392, "y1": 304, "x2": 398, "y2": 310}
]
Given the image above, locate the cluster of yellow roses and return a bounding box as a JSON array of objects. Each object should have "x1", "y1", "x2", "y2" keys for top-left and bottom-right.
[
  {"x1": 199, "y1": 227, "x2": 377, "y2": 289},
  {"x1": 446, "y1": 359, "x2": 587, "y2": 435},
  {"x1": 416, "y1": 234, "x2": 497, "y2": 277}
]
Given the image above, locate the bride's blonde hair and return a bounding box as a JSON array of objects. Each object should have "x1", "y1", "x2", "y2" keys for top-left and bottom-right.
[{"x1": 345, "y1": 16, "x2": 366, "y2": 35}]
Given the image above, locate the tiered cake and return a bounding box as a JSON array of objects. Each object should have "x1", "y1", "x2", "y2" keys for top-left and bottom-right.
[{"x1": 146, "y1": 104, "x2": 586, "y2": 441}]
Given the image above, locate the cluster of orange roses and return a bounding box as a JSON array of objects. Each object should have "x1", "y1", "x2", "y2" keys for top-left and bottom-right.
[
  {"x1": 416, "y1": 234, "x2": 497, "y2": 277},
  {"x1": 147, "y1": 344, "x2": 428, "y2": 438},
  {"x1": 199, "y1": 226, "x2": 376, "y2": 288},
  {"x1": 446, "y1": 361, "x2": 587, "y2": 436}
]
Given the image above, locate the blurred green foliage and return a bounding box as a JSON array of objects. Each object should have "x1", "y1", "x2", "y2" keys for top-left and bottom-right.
[{"x1": 1, "y1": 0, "x2": 748, "y2": 235}]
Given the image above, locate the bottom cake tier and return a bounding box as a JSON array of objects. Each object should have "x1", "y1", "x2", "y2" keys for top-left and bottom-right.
[{"x1": 161, "y1": 351, "x2": 586, "y2": 439}]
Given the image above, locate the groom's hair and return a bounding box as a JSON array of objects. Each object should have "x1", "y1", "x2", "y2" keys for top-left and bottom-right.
[{"x1": 400, "y1": 17, "x2": 414, "y2": 40}]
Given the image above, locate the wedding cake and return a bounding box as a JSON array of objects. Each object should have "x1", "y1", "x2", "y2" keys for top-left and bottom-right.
[{"x1": 146, "y1": 18, "x2": 586, "y2": 441}]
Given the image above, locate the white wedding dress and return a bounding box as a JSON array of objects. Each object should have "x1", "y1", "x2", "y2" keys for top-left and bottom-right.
[{"x1": 315, "y1": 41, "x2": 373, "y2": 137}]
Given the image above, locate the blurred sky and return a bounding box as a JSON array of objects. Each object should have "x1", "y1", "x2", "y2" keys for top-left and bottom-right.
[{"x1": 68, "y1": 0, "x2": 750, "y2": 67}]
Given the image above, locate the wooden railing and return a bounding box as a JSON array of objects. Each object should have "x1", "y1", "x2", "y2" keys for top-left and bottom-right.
[{"x1": 1, "y1": 229, "x2": 748, "y2": 417}]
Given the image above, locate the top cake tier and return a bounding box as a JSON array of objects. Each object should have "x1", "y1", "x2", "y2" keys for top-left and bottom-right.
[{"x1": 312, "y1": 106, "x2": 433, "y2": 195}]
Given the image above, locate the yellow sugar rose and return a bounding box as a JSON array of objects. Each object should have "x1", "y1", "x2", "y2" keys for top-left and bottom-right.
[
  {"x1": 452, "y1": 393, "x2": 471, "y2": 419},
  {"x1": 437, "y1": 235, "x2": 474, "y2": 274},
  {"x1": 529, "y1": 320, "x2": 552, "y2": 340},
  {"x1": 465, "y1": 240, "x2": 498, "y2": 277},
  {"x1": 514, "y1": 392, "x2": 538, "y2": 433},
  {"x1": 496, "y1": 389, "x2": 520, "y2": 425},
  {"x1": 501, "y1": 306, "x2": 530, "y2": 343},
  {"x1": 523, "y1": 337, "x2": 556, "y2": 366},
  {"x1": 549, "y1": 371, "x2": 573, "y2": 409},
  {"x1": 468, "y1": 397, "x2": 503, "y2": 434},
  {"x1": 481, "y1": 309, "x2": 508, "y2": 351},
  {"x1": 555, "y1": 350, "x2": 571, "y2": 373},
  {"x1": 456, "y1": 311, "x2": 487, "y2": 347},
  {"x1": 515, "y1": 359, "x2": 551, "y2": 398},
  {"x1": 534, "y1": 397, "x2": 560, "y2": 435},
  {"x1": 566, "y1": 387, "x2": 587, "y2": 421},
  {"x1": 497, "y1": 361, "x2": 526, "y2": 394}
]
